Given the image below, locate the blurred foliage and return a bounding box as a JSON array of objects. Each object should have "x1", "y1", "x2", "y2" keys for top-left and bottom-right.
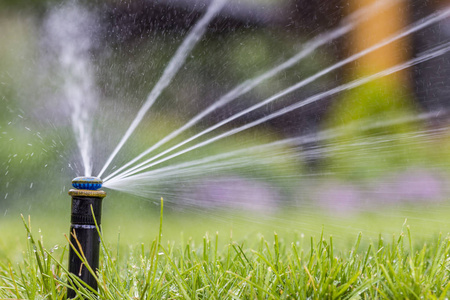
[
  {"x1": 0, "y1": 2, "x2": 448, "y2": 215},
  {"x1": 0, "y1": 0, "x2": 59, "y2": 13}
]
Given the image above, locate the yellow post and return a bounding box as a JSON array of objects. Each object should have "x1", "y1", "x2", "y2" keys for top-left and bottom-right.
[
  {"x1": 323, "y1": 0, "x2": 421, "y2": 180},
  {"x1": 350, "y1": 0, "x2": 408, "y2": 79}
]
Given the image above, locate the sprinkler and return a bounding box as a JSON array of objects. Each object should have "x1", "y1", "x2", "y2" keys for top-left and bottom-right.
[{"x1": 67, "y1": 176, "x2": 105, "y2": 298}]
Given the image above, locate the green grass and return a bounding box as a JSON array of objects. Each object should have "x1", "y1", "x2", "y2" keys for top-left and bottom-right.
[{"x1": 2, "y1": 201, "x2": 450, "y2": 299}]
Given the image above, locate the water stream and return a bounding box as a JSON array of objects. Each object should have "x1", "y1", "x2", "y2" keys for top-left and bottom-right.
[{"x1": 2, "y1": 0, "x2": 450, "y2": 237}]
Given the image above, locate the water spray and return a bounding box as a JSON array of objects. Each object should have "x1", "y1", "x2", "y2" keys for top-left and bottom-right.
[{"x1": 67, "y1": 176, "x2": 105, "y2": 298}]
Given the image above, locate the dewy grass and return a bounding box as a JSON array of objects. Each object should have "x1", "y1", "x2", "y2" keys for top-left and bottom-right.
[{"x1": 2, "y1": 203, "x2": 450, "y2": 299}]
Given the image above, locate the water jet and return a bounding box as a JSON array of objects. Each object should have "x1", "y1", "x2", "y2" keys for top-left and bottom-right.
[{"x1": 67, "y1": 176, "x2": 105, "y2": 298}]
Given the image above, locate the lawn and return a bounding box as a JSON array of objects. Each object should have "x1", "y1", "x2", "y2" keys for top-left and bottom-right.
[{"x1": 2, "y1": 199, "x2": 450, "y2": 299}]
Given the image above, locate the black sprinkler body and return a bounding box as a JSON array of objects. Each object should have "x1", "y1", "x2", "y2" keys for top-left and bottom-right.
[{"x1": 67, "y1": 176, "x2": 105, "y2": 298}]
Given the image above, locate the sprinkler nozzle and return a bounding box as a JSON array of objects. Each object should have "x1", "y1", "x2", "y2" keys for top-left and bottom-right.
[{"x1": 72, "y1": 176, "x2": 102, "y2": 190}]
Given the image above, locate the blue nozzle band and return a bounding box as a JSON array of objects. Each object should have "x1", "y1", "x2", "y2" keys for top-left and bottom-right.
[{"x1": 72, "y1": 176, "x2": 103, "y2": 190}]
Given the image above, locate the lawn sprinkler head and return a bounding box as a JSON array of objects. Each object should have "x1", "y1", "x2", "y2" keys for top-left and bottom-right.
[
  {"x1": 67, "y1": 176, "x2": 106, "y2": 298},
  {"x1": 72, "y1": 176, "x2": 102, "y2": 190}
]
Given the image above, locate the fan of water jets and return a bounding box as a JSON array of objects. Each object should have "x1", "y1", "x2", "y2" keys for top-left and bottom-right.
[{"x1": 36, "y1": 0, "x2": 450, "y2": 220}]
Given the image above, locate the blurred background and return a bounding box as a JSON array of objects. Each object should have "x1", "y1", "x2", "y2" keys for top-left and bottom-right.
[{"x1": 1, "y1": 0, "x2": 450, "y2": 253}]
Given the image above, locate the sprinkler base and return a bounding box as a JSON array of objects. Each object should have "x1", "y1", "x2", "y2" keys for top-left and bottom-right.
[{"x1": 67, "y1": 188, "x2": 106, "y2": 298}]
